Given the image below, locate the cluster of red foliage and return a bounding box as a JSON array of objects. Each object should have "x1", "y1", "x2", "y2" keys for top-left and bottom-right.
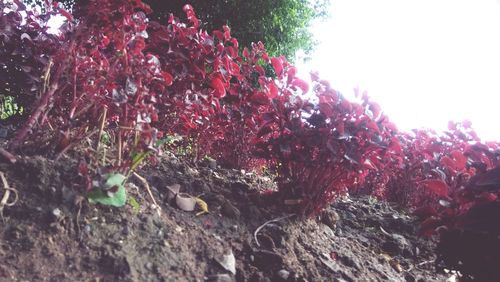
[
  {"x1": 2, "y1": 1, "x2": 500, "y2": 277},
  {"x1": 3, "y1": 0, "x2": 499, "y2": 212}
]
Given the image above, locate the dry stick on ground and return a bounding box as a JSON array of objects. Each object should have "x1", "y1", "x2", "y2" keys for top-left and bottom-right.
[
  {"x1": 254, "y1": 214, "x2": 296, "y2": 247},
  {"x1": 133, "y1": 172, "x2": 161, "y2": 216},
  {"x1": 0, "y1": 171, "x2": 18, "y2": 222}
]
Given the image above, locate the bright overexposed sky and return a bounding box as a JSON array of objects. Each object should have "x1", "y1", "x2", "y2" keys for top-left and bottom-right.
[{"x1": 297, "y1": 0, "x2": 500, "y2": 141}]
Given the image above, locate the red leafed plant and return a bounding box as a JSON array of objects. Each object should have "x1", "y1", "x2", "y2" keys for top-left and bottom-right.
[{"x1": 254, "y1": 74, "x2": 401, "y2": 215}]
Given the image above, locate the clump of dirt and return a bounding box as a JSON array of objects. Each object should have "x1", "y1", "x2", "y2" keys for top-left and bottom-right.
[{"x1": 0, "y1": 154, "x2": 452, "y2": 281}]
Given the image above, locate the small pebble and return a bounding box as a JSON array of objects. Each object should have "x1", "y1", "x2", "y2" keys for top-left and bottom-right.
[
  {"x1": 52, "y1": 208, "x2": 62, "y2": 218},
  {"x1": 278, "y1": 269, "x2": 290, "y2": 280},
  {"x1": 84, "y1": 225, "x2": 91, "y2": 233}
]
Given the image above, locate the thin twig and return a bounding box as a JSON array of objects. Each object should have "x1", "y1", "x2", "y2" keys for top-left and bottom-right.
[
  {"x1": 96, "y1": 107, "x2": 108, "y2": 151},
  {"x1": 254, "y1": 214, "x2": 295, "y2": 247},
  {"x1": 133, "y1": 172, "x2": 161, "y2": 216},
  {"x1": 117, "y1": 132, "x2": 122, "y2": 166},
  {"x1": 55, "y1": 129, "x2": 98, "y2": 160},
  {"x1": 0, "y1": 171, "x2": 18, "y2": 222}
]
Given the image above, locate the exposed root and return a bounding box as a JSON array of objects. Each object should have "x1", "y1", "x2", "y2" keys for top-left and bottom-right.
[
  {"x1": 254, "y1": 214, "x2": 295, "y2": 247},
  {"x1": 0, "y1": 171, "x2": 18, "y2": 222},
  {"x1": 133, "y1": 172, "x2": 161, "y2": 216}
]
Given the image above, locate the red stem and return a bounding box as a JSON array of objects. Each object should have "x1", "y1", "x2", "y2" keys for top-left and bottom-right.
[{"x1": 9, "y1": 81, "x2": 59, "y2": 149}]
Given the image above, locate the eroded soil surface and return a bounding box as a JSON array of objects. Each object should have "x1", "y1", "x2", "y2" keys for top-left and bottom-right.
[{"x1": 0, "y1": 155, "x2": 452, "y2": 281}]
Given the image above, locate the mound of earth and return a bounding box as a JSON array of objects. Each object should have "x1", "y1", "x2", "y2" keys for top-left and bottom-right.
[{"x1": 0, "y1": 154, "x2": 454, "y2": 281}]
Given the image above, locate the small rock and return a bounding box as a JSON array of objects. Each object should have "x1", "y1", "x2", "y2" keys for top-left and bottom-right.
[
  {"x1": 145, "y1": 262, "x2": 153, "y2": 270},
  {"x1": 321, "y1": 209, "x2": 340, "y2": 230},
  {"x1": 277, "y1": 269, "x2": 290, "y2": 280},
  {"x1": 84, "y1": 225, "x2": 92, "y2": 233},
  {"x1": 215, "y1": 249, "x2": 236, "y2": 275},
  {"x1": 52, "y1": 208, "x2": 62, "y2": 219}
]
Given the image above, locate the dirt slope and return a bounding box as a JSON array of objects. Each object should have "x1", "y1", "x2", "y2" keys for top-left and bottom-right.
[{"x1": 0, "y1": 155, "x2": 451, "y2": 281}]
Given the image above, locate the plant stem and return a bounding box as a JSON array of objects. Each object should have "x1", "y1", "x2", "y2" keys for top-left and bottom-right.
[{"x1": 96, "y1": 107, "x2": 108, "y2": 151}]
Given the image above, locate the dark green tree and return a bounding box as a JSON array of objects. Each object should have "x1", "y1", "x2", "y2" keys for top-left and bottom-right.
[{"x1": 24, "y1": 0, "x2": 329, "y2": 60}]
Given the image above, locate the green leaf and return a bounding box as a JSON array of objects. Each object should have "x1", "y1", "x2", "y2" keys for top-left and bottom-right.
[
  {"x1": 88, "y1": 173, "x2": 127, "y2": 207},
  {"x1": 128, "y1": 196, "x2": 141, "y2": 212},
  {"x1": 104, "y1": 173, "x2": 126, "y2": 190},
  {"x1": 88, "y1": 185, "x2": 127, "y2": 207},
  {"x1": 130, "y1": 151, "x2": 149, "y2": 173}
]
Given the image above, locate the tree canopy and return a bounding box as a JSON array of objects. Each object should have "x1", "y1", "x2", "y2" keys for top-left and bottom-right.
[{"x1": 24, "y1": 0, "x2": 329, "y2": 60}]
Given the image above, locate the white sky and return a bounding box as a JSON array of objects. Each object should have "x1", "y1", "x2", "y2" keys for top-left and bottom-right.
[{"x1": 297, "y1": 0, "x2": 500, "y2": 141}]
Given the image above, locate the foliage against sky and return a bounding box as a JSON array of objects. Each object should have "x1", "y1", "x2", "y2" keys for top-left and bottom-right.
[{"x1": 23, "y1": 0, "x2": 330, "y2": 60}]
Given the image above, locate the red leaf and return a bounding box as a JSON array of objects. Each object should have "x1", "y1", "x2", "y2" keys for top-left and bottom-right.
[
  {"x1": 255, "y1": 65, "x2": 265, "y2": 75},
  {"x1": 441, "y1": 156, "x2": 456, "y2": 170},
  {"x1": 223, "y1": 25, "x2": 231, "y2": 41},
  {"x1": 242, "y1": 48, "x2": 250, "y2": 58},
  {"x1": 271, "y1": 57, "x2": 283, "y2": 76},
  {"x1": 212, "y1": 30, "x2": 223, "y2": 41},
  {"x1": 250, "y1": 92, "x2": 269, "y2": 105},
  {"x1": 58, "y1": 8, "x2": 73, "y2": 21},
  {"x1": 450, "y1": 150, "x2": 467, "y2": 170},
  {"x1": 292, "y1": 78, "x2": 309, "y2": 93},
  {"x1": 162, "y1": 71, "x2": 173, "y2": 86},
  {"x1": 420, "y1": 179, "x2": 449, "y2": 197},
  {"x1": 388, "y1": 137, "x2": 402, "y2": 153},
  {"x1": 287, "y1": 67, "x2": 297, "y2": 83},
  {"x1": 365, "y1": 121, "x2": 380, "y2": 133},
  {"x1": 319, "y1": 102, "x2": 334, "y2": 117},
  {"x1": 210, "y1": 77, "x2": 226, "y2": 98},
  {"x1": 268, "y1": 82, "x2": 278, "y2": 98}
]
